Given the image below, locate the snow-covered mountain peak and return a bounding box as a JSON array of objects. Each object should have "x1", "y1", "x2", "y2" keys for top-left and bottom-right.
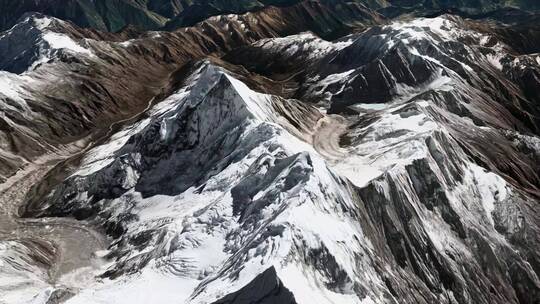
[
  {"x1": 252, "y1": 32, "x2": 352, "y2": 62},
  {"x1": 0, "y1": 13, "x2": 93, "y2": 74},
  {"x1": 32, "y1": 60, "x2": 382, "y2": 304},
  {"x1": 144, "y1": 63, "x2": 296, "y2": 149},
  {"x1": 338, "y1": 15, "x2": 486, "y2": 64},
  {"x1": 1, "y1": 12, "x2": 56, "y2": 34},
  {"x1": 385, "y1": 15, "x2": 465, "y2": 44}
]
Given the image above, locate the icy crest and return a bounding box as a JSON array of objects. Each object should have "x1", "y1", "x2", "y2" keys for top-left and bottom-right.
[
  {"x1": 253, "y1": 32, "x2": 352, "y2": 61},
  {"x1": 0, "y1": 13, "x2": 94, "y2": 73}
]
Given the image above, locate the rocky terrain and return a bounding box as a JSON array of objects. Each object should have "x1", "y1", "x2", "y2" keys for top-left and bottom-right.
[
  {"x1": 0, "y1": 1, "x2": 539, "y2": 304},
  {"x1": 3, "y1": 0, "x2": 540, "y2": 33}
]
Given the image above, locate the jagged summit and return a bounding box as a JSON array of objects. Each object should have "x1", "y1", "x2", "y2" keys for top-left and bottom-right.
[{"x1": 0, "y1": 13, "x2": 94, "y2": 74}]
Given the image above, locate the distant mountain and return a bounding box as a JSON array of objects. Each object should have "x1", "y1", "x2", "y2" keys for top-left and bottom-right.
[
  {"x1": 388, "y1": 0, "x2": 540, "y2": 11},
  {"x1": 0, "y1": 0, "x2": 308, "y2": 32},
  {"x1": 1, "y1": 0, "x2": 539, "y2": 33},
  {"x1": 0, "y1": 0, "x2": 167, "y2": 32}
]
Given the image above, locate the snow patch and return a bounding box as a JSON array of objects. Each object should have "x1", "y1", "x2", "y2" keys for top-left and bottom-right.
[
  {"x1": 0, "y1": 72, "x2": 28, "y2": 104},
  {"x1": 254, "y1": 32, "x2": 352, "y2": 61},
  {"x1": 353, "y1": 103, "x2": 388, "y2": 111},
  {"x1": 42, "y1": 32, "x2": 93, "y2": 55},
  {"x1": 486, "y1": 54, "x2": 503, "y2": 70},
  {"x1": 468, "y1": 164, "x2": 508, "y2": 226}
]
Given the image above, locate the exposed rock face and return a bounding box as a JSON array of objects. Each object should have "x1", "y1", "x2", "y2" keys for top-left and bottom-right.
[
  {"x1": 210, "y1": 267, "x2": 297, "y2": 304},
  {"x1": 0, "y1": 3, "x2": 539, "y2": 304}
]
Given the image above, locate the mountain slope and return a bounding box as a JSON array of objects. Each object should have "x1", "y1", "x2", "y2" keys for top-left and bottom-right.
[
  {"x1": 18, "y1": 56, "x2": 540, "y2": 304},
  {"x1": 0, "y1": 4, "x2": 539, "y2": 304},
  {"x1": 226, "y1": 14, "x2": 540, "y2": 194}
]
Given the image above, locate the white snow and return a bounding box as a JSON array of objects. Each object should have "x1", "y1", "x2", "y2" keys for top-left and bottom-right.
[
  {"x1": 224, "y1": 74, "x2": 277, "y2": 122},
  {"x1": 0, "y1": 241, "x2": 52, "y2": 303},
  {"x1": 307, "y1": 69, "x2": 356, "y2": 100},
  {"x1": 386, "y1": 16, "x2": 460, "y2": 44},
  {"x1": 486, "y1": 53, "x2": 504, "y2": 70},
  {"x1": 278, "y1": 265, "x2": 365, "y2": 304},
  {"x1": 329, "y1": 100, "x2": 439, "y2": 189},
  {"x1": 42, "y1": 32, "x2": 93, "y2": 55},
  {"x1": 67, "y1": 265, "x2": 200, "y2": 304},
  {"x1": 468, "y1": 164, "x2": 508, "y2": 226},
  {"x1": 0, "y1": 72, "x2": 28, "y2": 104},
  {"x1": 0, "y1": 14, "x2": 95, "y2": 71},
  {"x1": 254, "y1": 32, "x2": 352, "y2": 61},
  {"x1": 32, "y1": 31, "x2": 94, "y2": 70},
  {"x1": 352, "y1": 103, "x2": 388, "y2": 111}
]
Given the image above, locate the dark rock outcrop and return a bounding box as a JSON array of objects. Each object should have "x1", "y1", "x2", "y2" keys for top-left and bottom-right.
[{"x1": 211, "y1": 267, "x2": 297, "y2": 304}]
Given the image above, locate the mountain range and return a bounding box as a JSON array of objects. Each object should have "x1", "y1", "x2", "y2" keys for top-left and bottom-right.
[
  {"x1": 1, "y1": 0, "x2": 540, "y2": 32},
  {"x1": 0, "y1": 1, "x2": 539, "y2": 304}
]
